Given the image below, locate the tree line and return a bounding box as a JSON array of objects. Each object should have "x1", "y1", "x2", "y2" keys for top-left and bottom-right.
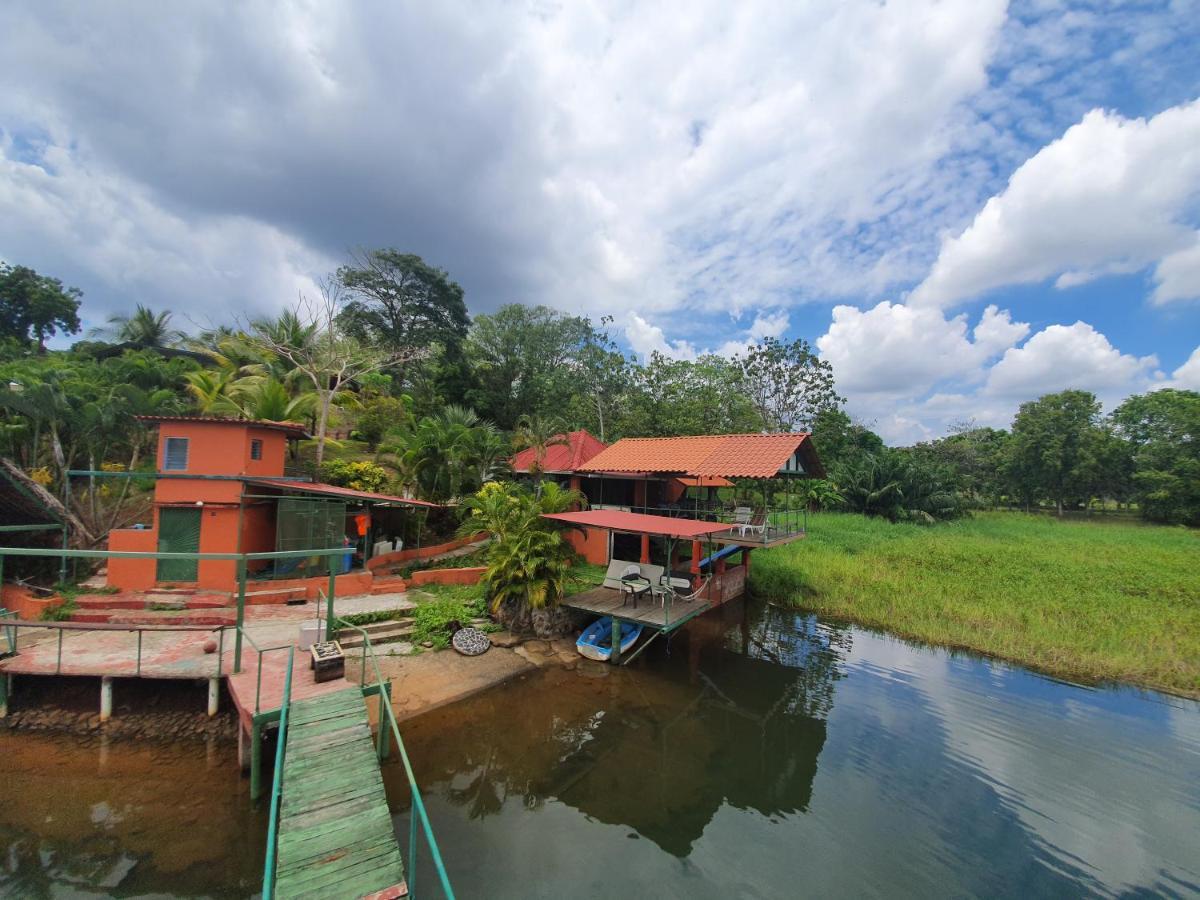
[{"x1": 1, "y1": 253, "x2": 1197, "y2": 532}]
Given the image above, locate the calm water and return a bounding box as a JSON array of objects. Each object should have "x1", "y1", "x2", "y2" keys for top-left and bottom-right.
[
  {"x1": 2, "y1": 599, "x2": 1198, "y2": 898},
  {"x1": 392, "y1": 600, "x2": 1200, "y2": 899}
]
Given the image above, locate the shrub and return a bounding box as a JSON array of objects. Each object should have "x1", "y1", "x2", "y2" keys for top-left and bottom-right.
[{"x1": 318, "y1": 459, "x2": 391, "y2": 493}]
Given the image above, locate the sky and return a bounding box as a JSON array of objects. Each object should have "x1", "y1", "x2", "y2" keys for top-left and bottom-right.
[{"x1": 1, "y1": 1, "x2": 1198, "y2": 444}]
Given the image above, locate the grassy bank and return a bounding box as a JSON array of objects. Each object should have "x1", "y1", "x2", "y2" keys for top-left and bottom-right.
[{"x1": 751, "y1": 512, "x2": 1200, "y2": 697}]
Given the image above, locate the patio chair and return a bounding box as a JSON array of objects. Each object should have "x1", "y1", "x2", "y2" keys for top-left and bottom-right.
[
  {"x1": 653, "y1": 574, "x2": 711, "y2": 606},
  {"x1": 732, "y1": 506, "x2": 753, "y2": 528},
  {"x1": 738, "y1": 508, "x2": 769, "y2": 538}
]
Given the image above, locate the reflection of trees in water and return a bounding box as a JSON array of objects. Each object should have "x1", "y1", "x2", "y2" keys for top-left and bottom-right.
[
  {"x1": 403, "y1": 603, "x2": 851, "y2": 856},
  {"x1": 0, "y1": 825, "x2": 139, "y2": 898}
]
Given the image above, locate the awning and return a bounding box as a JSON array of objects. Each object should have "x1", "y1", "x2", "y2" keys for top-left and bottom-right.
[
  {"x1": 246, "y1": 478, "x2": 441, "y2": 508},
  {"x1": 543, "y1": 509, "x2": 732, "y2": 539}
]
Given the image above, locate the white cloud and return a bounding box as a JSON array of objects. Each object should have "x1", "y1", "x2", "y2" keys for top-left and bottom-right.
[
  {"x1": 1165, "y1": 346, "x2": 1200, "y2": 390},
  {"x1": 984, "y1": 321, "x2": 1158, "y2": 401},
  {"x1": 911, "y1": 99, "x2": 1200, "y2": 308},
  {"x1": 1152, "y1": 235, "x2": 1200, "y2": 305},
  {"x1": 816, "y1": 302, "x2": 1026, "y2": 397},
  {"x1": 624, "y1": 308, "x2": 791, "y2": 361}
]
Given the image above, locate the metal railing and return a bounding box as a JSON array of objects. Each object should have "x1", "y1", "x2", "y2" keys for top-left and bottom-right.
[
  {"x1": 234, "y1": 626, "x2": 292, "y2": 715},
  {"x1": 616, "y1": 502, "x2": 809, "y2": 541},
  {"x1": 261, "y1": 645, "x2": 295, "y2": 899},
  {"x1": 0, "y1": 617, "x2": 227, "y2": 676},
  {"x1": 337, "y1": 619, "x2": 455, "y2": 899}
]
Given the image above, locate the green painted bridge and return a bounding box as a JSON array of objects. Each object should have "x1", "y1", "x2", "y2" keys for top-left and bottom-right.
[{"x1": 275, "y1": 688, "x2": 407, "y2": 898}]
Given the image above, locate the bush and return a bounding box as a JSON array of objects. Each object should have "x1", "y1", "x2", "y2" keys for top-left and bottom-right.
[{"x1": 318, "y1": 459, "x2": 391, "y2": 493}]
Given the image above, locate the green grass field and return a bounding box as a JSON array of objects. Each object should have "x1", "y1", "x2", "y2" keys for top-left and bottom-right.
[{"x1": 751, "y1": 512, "x2": 1200, "y2": 697}]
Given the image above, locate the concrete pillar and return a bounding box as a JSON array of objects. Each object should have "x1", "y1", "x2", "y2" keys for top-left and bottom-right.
[
  {"x1": 207, "y1": 677, "x2": 219, "y2": 717},
  {"x1": 100, "y1": 676, "x2": 113, "y2": 722},
  {"x1": 691, "y1": 541, "x2": 702, "y2": 575}
]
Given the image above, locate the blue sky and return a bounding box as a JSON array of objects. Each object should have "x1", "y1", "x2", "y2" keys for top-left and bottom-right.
[{"x1": 0, "y1": 1, "x2": 1198, "y2": 442}]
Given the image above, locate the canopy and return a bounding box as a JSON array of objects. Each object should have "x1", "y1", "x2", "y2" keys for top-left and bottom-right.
[
  {"x1": 543, "y1": 509, "x2": 731, "y2": 539},
  {"x1": 246, "y1": 478, "x2": 441, "y2": 508}
]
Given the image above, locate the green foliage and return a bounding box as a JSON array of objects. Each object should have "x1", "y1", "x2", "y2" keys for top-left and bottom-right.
[
  {"x1": 836, "y1": 449, "x2": 962, "y2": 522},
  {"x1": 1112, "y1": 389, "x2": 1200, "y2": 525},
  {"x1": 0, "y1": 263, "x2": 82, "y2": 352},
  {"x1": 411, "y1": 593, "x2": 487, "y2": 648},
  {"x1": 460, "y1": 480, "x2": 583, "y2": 614},
  {"x1": 318, "y1": 459, "x2": 391, "y2": 492},
  {"x1": 620, "y1": 352, "x2": 761, "y2": 437},
  {"x1": 734, "y1": 336, "x2": 842, "y2": 431},
  {"x1": 752, "y1": 511, "x2": 1200, "y2": 697},
  {"x1": 1009, "y1": 390, "x2": 1111, "y2": 513},
  {"x1": 354, "y1": 394, "x2": 412, "y2": 449},
  {"x1": 93, "y1": 304, "x2": 183, "y2": 348},
  {"x1": 382, "y1": 405, "x2": 505, "y2": 501},
  {"x1": 339, "y1": 607, "x2": 410, "y2": 627},
  {"x1": 41, "y1": 596, "x2": 78, "y2": 621}
]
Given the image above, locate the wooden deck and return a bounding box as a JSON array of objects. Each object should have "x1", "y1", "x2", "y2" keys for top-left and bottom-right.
[
  {"x1": 275, "y1": 687, "x2": 407, "y2": 899},
  {"x1": 562, "y1": 586, "x2": 712, "y2": 632}
]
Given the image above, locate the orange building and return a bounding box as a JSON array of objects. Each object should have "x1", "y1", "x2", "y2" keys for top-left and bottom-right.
[{"x1": 107, "y1": 416, "x2": 435, "y2": 593}]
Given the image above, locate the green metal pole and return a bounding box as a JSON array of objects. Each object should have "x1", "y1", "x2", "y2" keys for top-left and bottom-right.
[
  {"x1": 250, "y1": 719, "x2": 263, "y2": 800},
  {"x1": 378, "y1": 681, "x2": 392, "y2": 760},
  {"x1": 611, "y1": 615, "x2": 621, "y2": 664},
  {"x1": 234, "y1": 558, "x2": 247, "y2": 674},
  {"x1": 59, "y1": 526, "x2": 69, "y2": 585},
  {"x1": 325, "y1": 555, "x2": 336, "y2": 640}
]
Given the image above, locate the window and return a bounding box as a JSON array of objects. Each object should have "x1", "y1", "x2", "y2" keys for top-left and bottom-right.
[
  {"x1": 250, "y1": 439, "x2": 263, "y2": 461},
  {"x1": 163, "y1": 437, "x2": 189, "y2": 471}
]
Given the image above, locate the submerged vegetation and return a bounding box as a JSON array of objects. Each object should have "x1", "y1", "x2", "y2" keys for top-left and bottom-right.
[{"x1": 751, "y1": 512, "x2": 1200, "y2": 697}]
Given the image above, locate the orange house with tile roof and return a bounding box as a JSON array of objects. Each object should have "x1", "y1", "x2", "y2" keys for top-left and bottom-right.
[{"x1": 106, "y1": 416, "x2": 436, "y2": 594}]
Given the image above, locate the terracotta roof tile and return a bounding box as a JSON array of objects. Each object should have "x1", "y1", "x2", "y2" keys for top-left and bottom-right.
[
  {"x1": 510, "y1": 430, "x2": 607, "y2": 474},
  {"x1": 577, "y1": 433, "x2": 823, "y2": 479}
]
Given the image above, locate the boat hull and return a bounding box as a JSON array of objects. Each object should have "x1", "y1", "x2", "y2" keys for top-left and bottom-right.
[{"x1": 576, "y1": 616, "x2": 642, "y2": 662}]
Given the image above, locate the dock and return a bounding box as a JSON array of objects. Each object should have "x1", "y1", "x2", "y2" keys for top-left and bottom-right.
[
  {"x1": 563, "y1": 585, "x2": 712, "y2": 631},
  {"x1": 275, "y1": 686, "x2": 407, "y2": 899}
]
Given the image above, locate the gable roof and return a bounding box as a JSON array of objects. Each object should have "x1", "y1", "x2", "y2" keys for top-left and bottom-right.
[
  {"x1": 245, "y1": 478, "x2": 441, "y2": 508},
  {"x1": 576, "y1": 433, "x2": 824, "y2": 479},
  {"x1": 510, "y1": 430, "x2": 608, "y2": 474}
]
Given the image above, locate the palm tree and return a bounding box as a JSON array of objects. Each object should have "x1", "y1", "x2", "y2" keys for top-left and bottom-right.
[
  {"x1": 513, "y1": 414, "x2": 568, "y2": 492},
  {"x1": 92, "y1": 304, "x2": 183, "y2": 348}
]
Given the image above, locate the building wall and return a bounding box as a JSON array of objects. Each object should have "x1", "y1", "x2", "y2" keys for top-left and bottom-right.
[
  {"x1": 195, "y1": 505, "x2": 240, "y2": 590},
  {"x1": 240, "y1": 502, "x2": 277, "y2": 579},
  {"x1": 107, "y1": 527, "x2": 157, "y2": 591},
  {"x1": 567, "y1": 526, "x2": 610, "y2": 565}
]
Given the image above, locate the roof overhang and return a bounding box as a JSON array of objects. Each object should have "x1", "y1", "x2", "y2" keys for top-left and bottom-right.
[
  {"x1": 245, "y1": 478, "x2": 441, "y2": 508},
  {"x1": 543, "y1": 509, "x2": 732, "y2": 540}
]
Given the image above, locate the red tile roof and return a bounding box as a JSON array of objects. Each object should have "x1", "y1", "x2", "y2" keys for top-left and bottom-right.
[
  {"x1": 543, "y1": 509, "x2": 733, "y2": 538},
  {"x1": 510, "y1": 430, "x2": 608, "y2": 474},
  {"x1": 135, "y1": 415, "x2": 310, "y2": 438},
  {"x1": 576, "y1": 433, "x2": 824, "y2": 479},
  {"x1": 246, "y1": 478, "x2": 441, "y2": 507}
]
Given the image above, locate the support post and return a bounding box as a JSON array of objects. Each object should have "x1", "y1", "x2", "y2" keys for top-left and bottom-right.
[
  {"x1": 250, "y1": 720, "x2": 263, "y2": 800},
  {"x1": 238, "y1": 720, "x2": 249, "y2": 771},
  {"x1": 640, "y1": 534, "x2": 650, "y2": 564},
  {"x1": 690, "y1": 541, "x2": 701, "y2": 577},
  {"x1": 0, "y1": 672, "x2": 8, "y2": 718},
  {"x1": 100, "y1": 676, "x2": 113, "y2": 722},
  {"x1": 611, "y1": 616, "x2": 622, "y2": 665},
  {"x1": 207, "y1": 677, "x2": 219, "y2": 717},
  {"x1": 234, "y1": 558, "x2": 247, "y2": 674},
  {"x1": 377, "y1": 681, "x2": 392, "y2": 760},
  {"x1": 59, "y1": 525, "x2": 69, "y2": 585},
  {"x1": 326, "y1": 554, "x2": 337, "y2": 639}
]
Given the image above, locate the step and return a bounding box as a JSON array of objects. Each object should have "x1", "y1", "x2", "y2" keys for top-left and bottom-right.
[
  {"x1": 67, "y1": 608, "x2": 237, "y2": 627},
  {"x1": 337, "y1": 621, "x2": 415, "y2": 649},
  {"x1": 243, "y1": 587, "x2": 308, "y2": 606},
  {"x1": 73, "y1": 593, "x2": 234, "y2": 611},
  {"x1": 370, "y1": 578, "x2": 408, "y2": 595}
]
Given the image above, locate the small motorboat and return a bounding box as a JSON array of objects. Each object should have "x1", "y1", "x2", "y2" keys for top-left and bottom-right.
[{"x1": 576, "y1": 616, "x2": 643, "y2": 663}]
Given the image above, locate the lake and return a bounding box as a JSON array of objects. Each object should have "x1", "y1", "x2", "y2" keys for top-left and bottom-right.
[
  {"x1": 392, "y1": 599, "x2": 1200, "y2": 898},
  {"x1": 2, "y1": 596, "x2": 1198, "y2": 897}
]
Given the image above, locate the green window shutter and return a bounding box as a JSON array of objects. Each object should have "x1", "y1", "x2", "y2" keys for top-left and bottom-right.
[{"x1": 157, "y1": 507, "x2": 202, "y2": 581}]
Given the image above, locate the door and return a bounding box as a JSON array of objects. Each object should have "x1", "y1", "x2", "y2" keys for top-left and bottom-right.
[{"x1": 157, "y1": 507, "x2": 202, "y2": 582}]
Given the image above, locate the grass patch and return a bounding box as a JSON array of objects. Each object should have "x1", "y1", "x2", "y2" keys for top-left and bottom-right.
[
  {"x1": 752, "y1": 511, "x2": 1200, "y2": 697},
  {"x1": 409, "y1": 583, "x2": 490, "y2": 648},
  {"x1": 339, "y1": 607, "x2": 410, "y2": 627},
  {"x1": 566, "y1": 561, "x2": 607, "y2": 597}
]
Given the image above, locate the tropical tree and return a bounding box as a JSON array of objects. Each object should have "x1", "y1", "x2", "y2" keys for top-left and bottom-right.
[
  {"x1": 734, "y1": 336, "x2": 843, "y2": 432},
  {"x1": 1008, "y1": 390, "x2": 1105, "y2": 515},
  {"x1": 0, "y1": 263, "x2": 82, "y2": 352},
  {"x1": 1112, "y1": 388, "x2": 1200, "y2": 524},
  {"x1": 94, "y1": 304, "x2": 183, "y2": 348},
  {"x1": 512, "y1": 414, "x2": 567, "y2": 490}
]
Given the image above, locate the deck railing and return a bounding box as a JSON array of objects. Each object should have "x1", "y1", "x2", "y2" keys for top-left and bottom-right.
[
  {"x1": 337, "y1": 619, "x2": 456, "y2": 899},
  {"x1": 261, "y1": 645, "x2": 295, "y2": 899},
  {"x1": 614, "y1": 502, "x2": 809, "y2": 541}
]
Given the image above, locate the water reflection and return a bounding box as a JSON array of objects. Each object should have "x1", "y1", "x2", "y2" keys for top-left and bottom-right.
[{"x1": 395, "y1": 598, "x2": 1200, "y2": 899}]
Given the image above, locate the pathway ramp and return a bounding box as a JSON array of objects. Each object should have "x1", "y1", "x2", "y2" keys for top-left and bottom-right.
[{"x1": 275, "y1": 686, "x2": 406, "y2": 899}]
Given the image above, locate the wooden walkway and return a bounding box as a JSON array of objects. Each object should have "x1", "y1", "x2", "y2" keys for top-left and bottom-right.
[
  {"x1": 275, "y1": 687, "x2": 407, "y2": 899},
  {"x1": 562, "y1": 585, "x2": 712, "y2": 632}
]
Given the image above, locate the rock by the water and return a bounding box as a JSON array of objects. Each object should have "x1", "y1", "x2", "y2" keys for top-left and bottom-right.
[{"x1": 452, "y1": 627, "x2": 491, "y2": 656}]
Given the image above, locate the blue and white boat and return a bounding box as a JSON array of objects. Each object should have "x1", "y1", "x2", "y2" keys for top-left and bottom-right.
[{"x1": 576, "y1": 616, "x2": 643, "y2": 662}]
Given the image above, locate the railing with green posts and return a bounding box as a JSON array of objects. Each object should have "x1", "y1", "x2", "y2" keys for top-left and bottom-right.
[
  {"x1": 0, "y1": 608, "x2": 17, "y2": 655},
  {"x1": 261, "y1": 645, "x2": 295, "y2": 900},
  {"x1": 233, "y1": 626, "x2": 293, "y2": 715},
  {"x1": 336, "y1": 619, "x2": 456, "y2": 899}
]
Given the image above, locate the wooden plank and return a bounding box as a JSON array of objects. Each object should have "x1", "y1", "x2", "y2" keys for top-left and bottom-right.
[{"x1": 274, "y1": 688, "x2": 404, "y2": 898}]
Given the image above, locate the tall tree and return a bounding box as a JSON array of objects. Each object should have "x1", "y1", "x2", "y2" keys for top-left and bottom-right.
[
  {"x1": 94, "y1": 304, "x2": 182, "y2": 348},
  {"x1": 251, "y1": 279, "x2": 422, "y2": 466},
  {"x1": 1008, "y1": 390, "x2": 1104, "y2": 515},
  {"x1": 337, "y1": 249, "x2": 469, "y2": 357},
  {"x1": 0, "y1": 263, "x2": 82, "y2": 352},
  {"x1": 735, "y1": 337, "x2": 842, "y2": 432},
  {"x1": 1112, "y1": 389, "x2": 1200, "y2": 525}
]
